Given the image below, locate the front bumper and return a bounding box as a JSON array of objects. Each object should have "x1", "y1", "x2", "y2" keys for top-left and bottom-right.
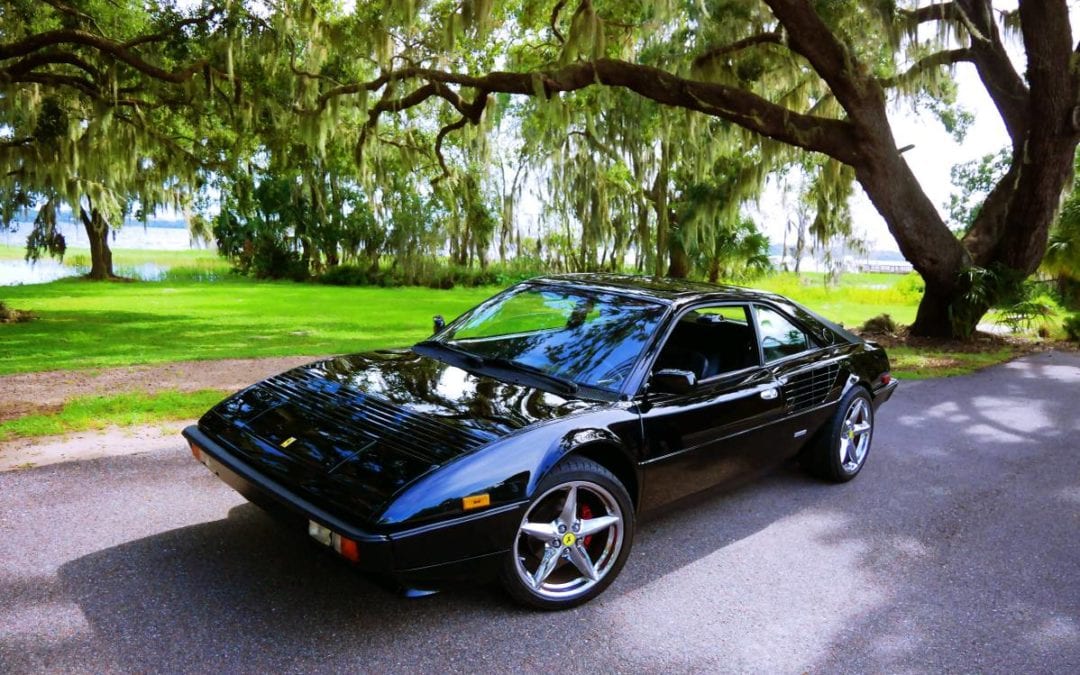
[{"x1": 182, "y1": 425, "x2": 525, "y2": 585}]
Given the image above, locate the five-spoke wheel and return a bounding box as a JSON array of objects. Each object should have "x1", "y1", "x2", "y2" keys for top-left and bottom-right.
[
  {"x1": 501, "y1": 458, "x2": 633, "y2": 609},
  {"x1": 802, "y1": 385, "x2": 875, "y2": 482},
  {"x1": 839, "y1": 396, "x2": 872, "y2": 474}
]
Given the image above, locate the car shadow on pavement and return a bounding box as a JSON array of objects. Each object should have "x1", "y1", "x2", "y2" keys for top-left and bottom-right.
[{"x1": 40, "y1": 468, "x2": 820, "y2": 671}]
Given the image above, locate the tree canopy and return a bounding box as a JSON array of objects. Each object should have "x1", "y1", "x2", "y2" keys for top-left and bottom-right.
[{"x1": 3, "y1": 0, "x2": 1078, "y2": 338}]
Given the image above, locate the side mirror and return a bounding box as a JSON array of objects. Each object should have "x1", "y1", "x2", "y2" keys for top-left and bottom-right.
[
  {"x1": 651, "y1": 368, "x2": 697, "y2": 395},
  {"x1": 432, "y1": 315, "x2": 446, "y2": 334}
]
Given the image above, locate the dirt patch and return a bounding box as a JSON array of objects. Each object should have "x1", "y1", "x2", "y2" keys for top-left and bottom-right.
[
  {"x1": 0, "y1": 355, "x2": 329, "y2": 423},
  {"x1": 0, "y1": 423, "x2": 183, "y2": 471},
  {"x1": 854, "y1": 328, "x2": 1073, "y2": 356},
  {"x1": 0, "y1": 301, "x2": 35, "y2": 324}
]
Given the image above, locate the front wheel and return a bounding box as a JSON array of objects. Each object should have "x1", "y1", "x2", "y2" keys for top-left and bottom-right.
[
  {"x1": 500, "y1": 457, "x2": 634, "y2": 610},
  {"x1": 802, "y1": 386, "x2": 874, "y2": 482}
]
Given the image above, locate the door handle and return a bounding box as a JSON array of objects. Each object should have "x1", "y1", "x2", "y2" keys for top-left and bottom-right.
[{"x1": 760, "y1": 387, "x2": 779, "y2": 400}]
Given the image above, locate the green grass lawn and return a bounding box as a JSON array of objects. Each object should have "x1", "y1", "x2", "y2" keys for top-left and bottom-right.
[
  {"x1": 885, "y1": 346, "x2": 1022, "y2": 380},
  {"x1": 0, "y1": 265, "x2": 1027, "y2": 382},
  {"x1": 0, "y1": 265, "x2": 1041, "y2": 440},
  {"x1": 0, "y1": 276, "x2": 495, "y2": 375},
  {"x1": 0, "y1": 389, "x2": 229, "y2": 441}
]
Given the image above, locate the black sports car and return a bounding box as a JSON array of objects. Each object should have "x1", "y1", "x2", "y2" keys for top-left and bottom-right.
[{"x1": 183, "y1": 274, "x2": 897, "y2": 609}]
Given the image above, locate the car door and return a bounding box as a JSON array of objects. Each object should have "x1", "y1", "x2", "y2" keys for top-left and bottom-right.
[
  {"x1": 636, "y1": 304, "x2": 787, "y2": 510},
  {"x1": 751, "y1": 302, "x2": 851, "y2": 454}
]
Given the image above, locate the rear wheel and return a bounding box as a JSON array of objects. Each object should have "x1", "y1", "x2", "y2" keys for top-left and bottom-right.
[
  {"x1": 803, "y1": 386, "x2": 874, "y2": 482},
  {"x1": 500, "y1": 457, "x2": 634, "y2": 610}
]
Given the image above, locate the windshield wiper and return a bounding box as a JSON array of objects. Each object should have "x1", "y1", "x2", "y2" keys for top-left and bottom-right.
[
  {"x1": 413, "y1": 340, "x2": 485, "y2": 368},
  {"x1": 415, "y1": 341, "x2": 579, "y2": 395},
  {"x1": 485, "y1": 357, "x2": 580, "y2": 395}
]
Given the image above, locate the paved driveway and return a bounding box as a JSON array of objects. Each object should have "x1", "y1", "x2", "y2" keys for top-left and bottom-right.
[{"x1": 2, "y1": 351, "x2": 1078, "y2": 673}]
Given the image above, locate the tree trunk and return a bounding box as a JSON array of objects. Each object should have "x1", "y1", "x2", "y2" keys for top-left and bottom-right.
[
  {"x1": 707, "y1": 256, "x2": 720, "y2": 284},
  {"x1": 666, "y1": 212, "x2": 690, "y2": 278},
  {"x1": 80, "y1": 205, "x2": 114, "y2": 280},
  {"x1": 651, "y1": 141, "x2": 671, "y2": 278}
]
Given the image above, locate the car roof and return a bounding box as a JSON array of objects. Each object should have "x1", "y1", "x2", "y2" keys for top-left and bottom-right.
[{"x1": 528, "y1": 273, "x2": 784, "y2": 307}]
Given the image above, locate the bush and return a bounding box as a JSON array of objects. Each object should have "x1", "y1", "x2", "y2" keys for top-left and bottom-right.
[
  {"x1": 1065, "y1": 313, "x2": 1080, "y2": 342},
  {"x1": 316, "y1": 260, "x2": 544, "y2": 289},
  {"x1": 860, "y1": 313, "x2": 898, "y2": 334},
  {"x1": 1000, "y1": 294, "x2": 1058, "y2": 332},
  {"x1": 319, "y1": 265, "x2": 371, "y2": 286}
]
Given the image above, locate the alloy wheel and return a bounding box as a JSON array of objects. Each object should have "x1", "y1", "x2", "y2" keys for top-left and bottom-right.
[{"x1": 512, "y1": 480, "x2": 625, "y2": 601}]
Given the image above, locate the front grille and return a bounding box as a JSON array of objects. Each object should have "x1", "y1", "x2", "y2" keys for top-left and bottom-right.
[
  {"x1": 259, "y1": 369, "x2": 497, "y2": 465},
  {"x1": 782, "y1": 362, "x2": 841, "y2": 413}
]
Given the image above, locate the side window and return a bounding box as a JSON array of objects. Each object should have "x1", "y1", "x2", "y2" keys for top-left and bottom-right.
[
  {"x1": 652, "y1": 304, "x2": 759, "y2": 381},
  {"x1": 754, "y1": 306, "x2": 812, "y2": 362}
]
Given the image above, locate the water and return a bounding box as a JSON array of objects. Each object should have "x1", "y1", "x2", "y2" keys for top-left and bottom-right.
[
  {"x1": 2, "y1": 221, "x2": 208, "y2": 286},
  {"x1": 1, "y1": 220, "x2": 195, "y2": 250}
]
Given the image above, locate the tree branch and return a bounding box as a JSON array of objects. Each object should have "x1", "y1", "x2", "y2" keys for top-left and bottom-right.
[
  {"x1": 760, "y1": 0, "x2": 879, "y2": 126},
  {"x1": 0, "y1": 29, "x2": 207, "y2": 84},
  {"x1": 121, "y1": 10, "x2": 223, "y2": 49},
  {"x1": 878, "y1": 48, "x2": 973, "y2": 88},
  {"x1": 4, "y1": 51, "x2": 102, "y2": 81},
  {"x1": 692, "y1": 31, "x2": 783, "y2": 70},
  {"x1": 550, "y1": 0, "x2": 568, "y2": 44},
  {"x1": 955, "y1": 0, "x2": 1029, "y2": 144},
  {"x1": 899, "y1": 2, "x2": 960, "y2": 27},
  {"x1": 323, "y1": 58, "x2": 859, "y2": 164},
  {"x1": 434, "y1": 117, "x2": 470, "y2": 179},
  {"x1": 42, "y1": 0, "x2": 104, "y2": 34}
]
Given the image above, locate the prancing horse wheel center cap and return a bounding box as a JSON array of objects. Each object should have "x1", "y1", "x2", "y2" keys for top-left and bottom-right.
[{"x1": 562, "y1": 532, "x2": 577, "y2": 547}]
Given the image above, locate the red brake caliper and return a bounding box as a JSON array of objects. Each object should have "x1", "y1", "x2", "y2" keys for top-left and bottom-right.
[{"x1": 580, "y1": 502, "x2": 594, "y2": 547}]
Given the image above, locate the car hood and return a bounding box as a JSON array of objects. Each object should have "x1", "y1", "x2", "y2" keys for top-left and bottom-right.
[{"x1": 199, "y1": 349, "x2": 596, "y2": 525}]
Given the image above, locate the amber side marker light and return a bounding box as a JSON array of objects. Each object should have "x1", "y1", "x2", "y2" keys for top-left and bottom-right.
[
  {"x1": 462, "y1": 494, "x2": 491, "y2": 510},
  {"x1": 188, "y1": 440, "x2": 204, "y2": 463}
]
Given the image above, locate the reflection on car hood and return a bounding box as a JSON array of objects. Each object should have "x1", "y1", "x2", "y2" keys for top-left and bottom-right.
[{"x1": 200, "y1": 349, "x2": 596, "y2": 524}]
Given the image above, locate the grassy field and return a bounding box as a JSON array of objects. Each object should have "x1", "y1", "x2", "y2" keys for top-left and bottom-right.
[
  {"x1": 0, "y1": 264, "x2": 1037, "y2": 383},
  {"x1": 0, "y1": 389, "x2": 229, "y2": 441},
  {"x1": 0, "y1": 275, "x2": 496, "y2": 375},
  {"x1": 0, "y1": 265, "x2": 1048, "y2": 441}
]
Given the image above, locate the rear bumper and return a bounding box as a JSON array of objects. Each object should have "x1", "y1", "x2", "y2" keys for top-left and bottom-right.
[
  {"x1": 182, "y1": 425, "x2": 524, "y2": 586},
  {"x1": 871, "y1": 378, "x2": 899, "y2": 410}
]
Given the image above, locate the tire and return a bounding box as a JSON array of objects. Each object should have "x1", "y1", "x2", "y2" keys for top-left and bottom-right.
[
  {"x1": 500, "y1": 457, "x2": 634, "y2": 610},
  {"x1": 802, "y1": 386, "x2": 874, "y2": 483}
]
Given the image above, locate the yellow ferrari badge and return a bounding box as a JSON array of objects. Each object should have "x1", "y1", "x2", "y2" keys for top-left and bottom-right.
[
  {"x1": 281, "y1": 437, "x2": 297, "y2": 448},
  {"x1": 562, "y1": 532, "x2": 577, "y2": 547}
]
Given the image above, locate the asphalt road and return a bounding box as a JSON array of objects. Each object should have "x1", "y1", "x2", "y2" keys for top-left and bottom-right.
[{"x1": 2, "y1": 351, "x2": 1078, "y2": 673}]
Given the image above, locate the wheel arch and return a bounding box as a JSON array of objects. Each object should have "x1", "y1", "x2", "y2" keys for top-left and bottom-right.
[{"x1": 567, "y1": 441, "x2": 640, "y2": 510}]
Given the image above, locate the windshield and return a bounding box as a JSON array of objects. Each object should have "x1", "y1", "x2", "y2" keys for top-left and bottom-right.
[{"x1": 432, "y1": 284, "x2": 667, "y2": 392}]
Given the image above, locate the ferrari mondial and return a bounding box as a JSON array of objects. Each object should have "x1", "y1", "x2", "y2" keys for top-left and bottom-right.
[{"x1": 183, "y1": 274, "x2": 897, "y2": 609}]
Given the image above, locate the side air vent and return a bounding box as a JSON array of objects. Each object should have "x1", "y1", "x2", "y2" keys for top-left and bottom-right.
[{"x1": 781, "y1": 362, "x2": 841, "y2": 413}]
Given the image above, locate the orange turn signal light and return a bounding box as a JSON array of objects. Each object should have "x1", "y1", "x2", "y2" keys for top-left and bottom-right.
[
  {"x1": 462, "y1": 494, "x2": 491, "y2": 510},
  {"x1": 332, "y1": 533, "x2": 361, "y2": 562},
  {"x1": 188, "y1": 440, "x2": 204, "y2": 463}
]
